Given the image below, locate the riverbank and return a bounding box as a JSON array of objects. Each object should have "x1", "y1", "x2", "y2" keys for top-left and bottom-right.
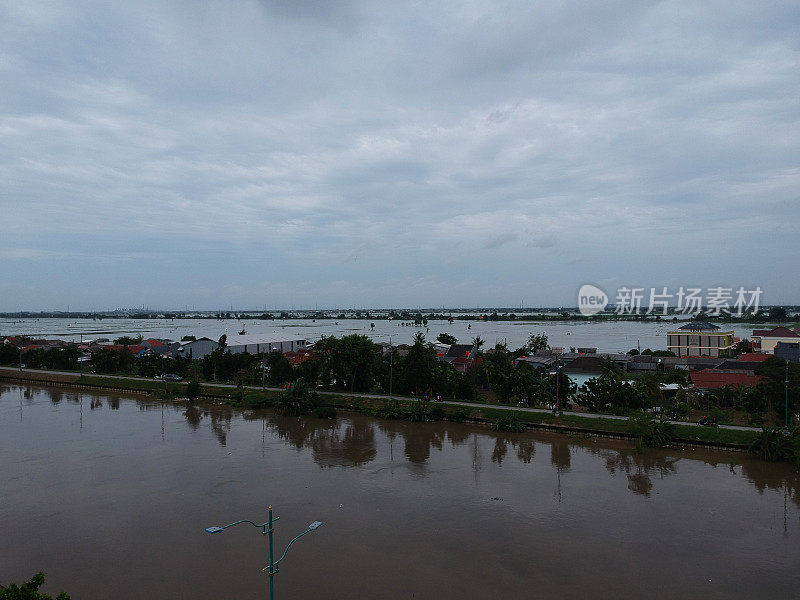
[{"x1": 0, "y1": 367, "x2": 760, "y2": 451}]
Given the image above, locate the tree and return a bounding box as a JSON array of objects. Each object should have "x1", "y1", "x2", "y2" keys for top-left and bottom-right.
[
  {"x1": 402, "y1": 334, "x2": 437, "y2": 395},
  {"x1": 578, "y1": 377, "x2": 647, "y2": 413},
  {"x1": 525, "y1": 333, "x2": 549, "y2": 354},
  {"x1": 768, "y1": 306, "x2": 789, "y2": 321},
  {"x1": 472, "y1": 336, "x2": 485, "y2": 351},
  {"x1": 273, "y1": 378, "x2": 319, "y2": 416},
  {"x1": 114, "y1": 335, "x2": 143, "y2": 346},
  {"x1": 437, "y1": 332, "x2": 458, "y2": 346},
  {"x1": 0, "y1": 572, "x2": 70, "y2": 600},
  {"x1": 599, "y1": 357, "x2": 626, "y2": 383}
]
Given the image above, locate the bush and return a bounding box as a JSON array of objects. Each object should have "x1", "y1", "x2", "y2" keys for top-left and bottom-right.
[
  {"x1": 243, "y1": 391, "x2": 272, "y2": 409},
  {"x1": 185, "y1": 379, "x2": 201, "y2": 401},
  {"x1": 273, "y1": 378, "x2": 318, "y2": 416},
  {"x1": 492, "y1": 413, "x2": 526, "y2": 433},
  {"x1": 448, "y1": 407, "x2": 469, "y2": 423},
  {"x1": 314, "y1": 406, "x2": 337, "y2": 419},
  {"x1": 750, "y1": 427, "x2": 800, "y2": 465},
  {"x1": 428, "y1": 404, "x2": 445, "y2": 421},
  {"x1": 406, "y1": 400, "x2": 429, "y2": 422},
  {"x1": 377, "y1": 399, "x2": 406, "y2": 420},
  {"x1": 630, "y1": 412, "x2": 675, "y2": 448}
]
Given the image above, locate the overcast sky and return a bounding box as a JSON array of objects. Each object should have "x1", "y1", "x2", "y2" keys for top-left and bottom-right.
[{"x1": 1, "y1": 1, "x2": 798, "y2": 311}]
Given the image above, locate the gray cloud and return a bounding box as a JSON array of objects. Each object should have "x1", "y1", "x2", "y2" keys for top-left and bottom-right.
[{"x1": 0, "y1": 0, "x2": 798, "y2": 310}]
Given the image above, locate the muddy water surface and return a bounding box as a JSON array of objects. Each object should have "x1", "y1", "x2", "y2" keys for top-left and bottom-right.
[{"x1": 1, "y1": 384, "x2": 798, "y2": 599}]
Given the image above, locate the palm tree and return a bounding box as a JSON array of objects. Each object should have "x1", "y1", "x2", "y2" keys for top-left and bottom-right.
[{"x1": 599, "y1": 357, "x2": 625, "y2": 383}]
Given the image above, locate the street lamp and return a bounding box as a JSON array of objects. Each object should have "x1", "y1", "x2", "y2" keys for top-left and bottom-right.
[
  {"x1": 549, "y1": 356, "x2": 561, "y2": 415},
  {"x1": 785, "y1": 361, "x2": 790, "y2": 428},
  {"x1": 261, "y1": 361, "x2": 271, "y2": 395},
  {"x1": 204, "y1": 505, "x2": 323, "y2": 600}
]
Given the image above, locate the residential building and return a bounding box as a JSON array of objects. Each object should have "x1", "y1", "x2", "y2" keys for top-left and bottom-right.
[
  {"x1": 690, "y1": 370, "x2": 763, "y2": 390},
  {"x1": 751, "y1": 326, "x2": 800, "y2": 354},
  {"x1": 175, "y1": 337, "x2": 220, "y2": 360},
  {"x1": 666, "y1": 321, "x2": 734, "y2": 357}
]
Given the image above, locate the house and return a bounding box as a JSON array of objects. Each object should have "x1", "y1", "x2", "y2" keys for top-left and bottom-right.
[
  {"x1": 284, "y1": 348, "x2": 314, "y2": 365},
  {"x1": 514, "y1": 355, "x2": 556, "y2": 369},
  {"x1": 141, "y1": 339, "x2": 178, "y2": 355},
  {"x1": 101, "y1": 344, "x2": 148, "y2": 357},
  {"x1": 737, "y1": 353, "x2": 769, "y2": 363},
  {"x1": 174, "y1": 337, "x2": 220, "y2": 360},
  {"x1": 690, "y1": 370, "x2": 763, "y2": 390},
  {"x1": 441, "y1": 344, "x2": 476, "y2": 363},
  {"x1": 713, "y1": 360, "x2": 763, "y2": 373},
  {"x1": 667, "y1": 321, "x2": 735, "y2": 357},
  {"x1": 751, "y1": 327, "x2": 800, "y2": 354}
]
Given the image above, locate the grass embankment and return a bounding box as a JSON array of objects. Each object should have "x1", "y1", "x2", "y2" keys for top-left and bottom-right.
[{"x1": 62, "y1": 374, "x2": 759, "y2": 447}]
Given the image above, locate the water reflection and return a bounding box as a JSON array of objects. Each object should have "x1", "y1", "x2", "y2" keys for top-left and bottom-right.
[
  {"x1": 3, "y1": 384, "x2": 797, "y2": 509},
  {"x1": 262, "y1": 414, "x2": 377, "y2": 467},
  {"x1": 583, "y1": 445, "x2": 680, "y2": 497}
]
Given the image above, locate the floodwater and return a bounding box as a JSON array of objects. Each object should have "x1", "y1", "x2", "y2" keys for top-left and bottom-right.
[
  {"x1": 1, "y1": 384, "x2": 798, "y2": 600},
  {"x1": 0, "y1": 316, "x2": 762, "y2": 353}
]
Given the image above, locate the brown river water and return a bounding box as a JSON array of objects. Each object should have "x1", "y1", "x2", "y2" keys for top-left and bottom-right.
[{"x1": 1, "y1": 384, "x2": 798, "y2": 599}]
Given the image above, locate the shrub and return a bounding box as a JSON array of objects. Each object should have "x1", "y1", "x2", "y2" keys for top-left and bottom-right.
[
  {"x1": 428, "y1": 404, "x2": 445, "y2": 421},
  {"x1": 750, "y1": 427, "x2": 800, "y2": 465},
  {"x1": 243, "y1": 391, "x2": 272, "y2": 409},
  {"x1": 273, "y1": 378, "x2": 317, "y2": 416},
  {"x1": 629, "y1": 412, "x2": 675, "y2": 448},
  {"x1": 377, "y1": 399, "x2": 406, "y2": 420},
  {"x1": 492, "y1": 413, "x2": 526, "y2": 433},
  {"x1": 314, "y1": 406, "x2": 337, "y2": 419},
  {"x1": 185, "y1": 379, "x2": 201, "y2": 401},
  {"x1": 406, "y1": 400, "x2": 429, "y2": 422},
  {"x1": 448, "y1": 407, "x2": 469, "y2": 423}
]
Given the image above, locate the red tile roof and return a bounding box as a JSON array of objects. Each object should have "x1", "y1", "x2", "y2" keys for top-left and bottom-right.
[
  {"x1": 753, "y1": 326, "x2": 800, "y2": 338},
  {"x1": 145, "y1": 339, "x2": 166, "y2": 347},
  {"x1": 104, "y1": 345, "x2": 146, "y2": 354},
  {"x1": 738, "y1": 353, "x2": 769, "y2": 362},
  {"x1": 690, "y1": 370, "x2": 763, "y2": 389}
]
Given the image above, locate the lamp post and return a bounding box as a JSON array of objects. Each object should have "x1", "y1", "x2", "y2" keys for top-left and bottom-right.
[
  {"x1": 785, "y1": 361, "x2": 789, "y2": 428},
  {"x1": 389, "y1": 336, "x2": 393, "y2": 400},
  {"x1": 261, "y1": 361, "x2": 271, "y2": 395},
  {"x1": 205, "y1": 505, "x2": 323, "y2": 600},
  {"x1": 550, "y1": 355, "x2": 560, "y2": 415}
]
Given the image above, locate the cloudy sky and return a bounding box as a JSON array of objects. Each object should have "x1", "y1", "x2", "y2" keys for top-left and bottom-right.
[{"x1": 1, "y1": 1, "x2": 798, "y2": 311}]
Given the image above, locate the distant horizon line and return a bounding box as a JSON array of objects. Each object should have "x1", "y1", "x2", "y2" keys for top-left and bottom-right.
[{"x1": 0, "y1": 305, "x2": 797, "y2": 316}]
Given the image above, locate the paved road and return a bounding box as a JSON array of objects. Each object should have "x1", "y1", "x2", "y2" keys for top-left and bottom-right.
[{"x1": 1, "y1": 366, "x2": 760, "y2": 432}]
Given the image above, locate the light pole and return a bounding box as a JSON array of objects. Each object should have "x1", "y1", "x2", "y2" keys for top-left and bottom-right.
[
  {"x1": 785, "y1": 361, "x2": 790, "y2": 428},
  {"x1": 389, "y1": 336, "x2": 393, "y2": 400},
  {"x1": 261, "y1": 361, "x2": 271, "y2": 395},
  {"x1": 205, "y1": 505, "x2": 323, "y2": 600}
]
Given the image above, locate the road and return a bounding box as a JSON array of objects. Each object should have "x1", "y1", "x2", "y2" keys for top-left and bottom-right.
[{"x1": 1, "y1": 366, "x2": 760, "y2": 432}]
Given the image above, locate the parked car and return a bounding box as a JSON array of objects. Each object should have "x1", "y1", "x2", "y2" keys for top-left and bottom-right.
[{"x1": 162, "y1": 374, "x2": 183, "y2": 382}]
